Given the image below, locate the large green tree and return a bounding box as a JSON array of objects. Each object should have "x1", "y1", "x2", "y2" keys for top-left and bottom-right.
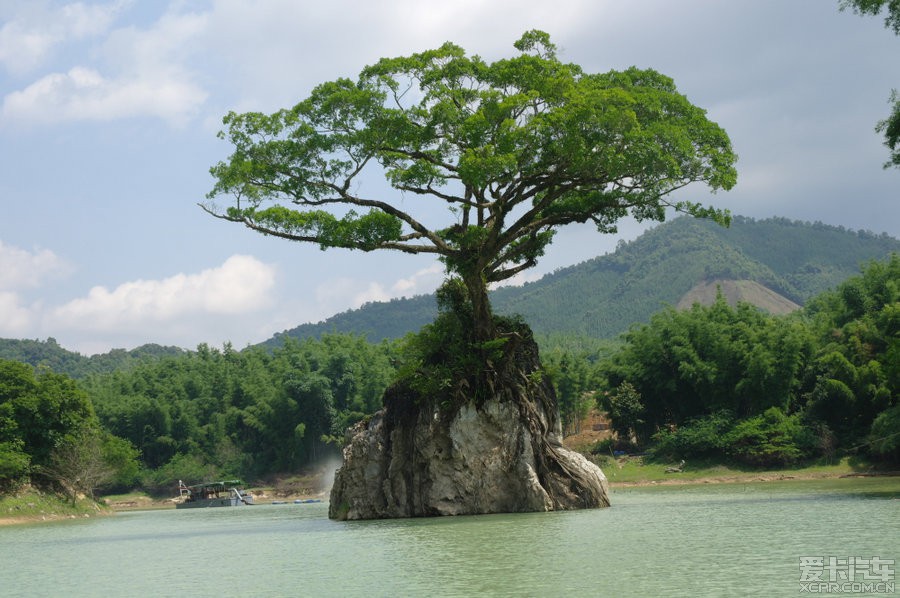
[
  {"x1": 203, "y1": 31, "x2": 737, "y2": 344},
  {"x1": 840, "y1": 0, "x2": 900, "y2": 167}
]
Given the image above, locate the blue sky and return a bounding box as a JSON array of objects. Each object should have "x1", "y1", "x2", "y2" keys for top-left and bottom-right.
[{"x1": 1, "y1": 0, "x2": 898, "y2": 355}]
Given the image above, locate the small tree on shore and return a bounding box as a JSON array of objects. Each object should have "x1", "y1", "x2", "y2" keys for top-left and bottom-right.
[{"x1": 41, "y1": 428, "x2": 124, "y2": 504}]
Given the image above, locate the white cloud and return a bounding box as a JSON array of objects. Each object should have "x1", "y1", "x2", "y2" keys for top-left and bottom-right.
[
  {"x1": 314, "y1": 262, "x2": 443, "y2": 315},
  {"x1": 0, "y1": 1, "x2": 129, "y2": 74},
  {"x1": 2, "y1": 65, "x2": 207, "y2": 125},
  {"x1": 1, "y1": 4, "x2": 208, "y2": 126},
  {"x1": 0, "y1": 291, "x2": 34, "y2": 336},
  {"x1": 0, "y1": 240, "x2": 71, "y2": 290},
  {"x1": 314, "y1": 278, "x2": 365, "y2": 313},
  {"x1": 352, "y1": 282, "x2": 392, "y2": 307},
  {"x1": 47, "y1": 255, "x2": 276, "y2": 332},
  {"x1": 389, "y1": 263, "x2": 444, "y2": 295}
]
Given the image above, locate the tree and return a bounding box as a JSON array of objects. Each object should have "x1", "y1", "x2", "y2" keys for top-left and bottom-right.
[
  {"x1": 0, "y1": 360, "x2": 95, "y2": 486},
  {"x1": 203, "y1": 30, "x2": 737, "y2": 346},
  {"x1": 804, "y1": 255, "x2": 899, "y2": 446},
  {"x1": 840, "y1": 0, "x2": 900, "y2": 167},
  {"x1": 40, "y1": 428, "x2": 135, "y2": 504},
  {"x1": 604, "y1": 381, "x2": 646, "y2": 445},
  {"x1": 544, "y1": 349, "x2": 596, "y2": 435}
]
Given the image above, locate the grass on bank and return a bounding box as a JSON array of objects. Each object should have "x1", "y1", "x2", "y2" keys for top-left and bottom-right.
[
  {"x1": 593, "y1": 454, "x2": 887, "y2": 485},
  {"x1": 0, "y1": 486, "x2": 108, "y2": 522}
]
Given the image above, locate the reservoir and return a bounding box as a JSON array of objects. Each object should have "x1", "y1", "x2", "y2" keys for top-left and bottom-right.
[{"x1": 1, "y1": 478, "x2": 897, "y2": 597}]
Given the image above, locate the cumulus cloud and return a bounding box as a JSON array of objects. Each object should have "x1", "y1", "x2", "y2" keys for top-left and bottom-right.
[
  {"x1": 1, "y1": 4, "x2": 207, "y2": 126},
  {"x1": 0, "y1": 0, "x2": 129, "y2": 74},
  {"x1": 387, "y1": 263, "x2": 444, "y2": 296},
  {"x1": 315, "y1": 262, "x2": 443, "y2": 314},
  {"x1": 0, "y1": 292, "x2": 35, "y2": 336},
  {"x1": 0, "y1": 240, "x2": 69, "y2": 339},
  {"x1": 47, "y1": 255, "x2": 276, "y2": 332},
  {"x1": 2, "y1": 65, "x2": 207, "y2": 125},
  {"x1": 0, "y1": 240, "x2": 71, "y2": 290}
]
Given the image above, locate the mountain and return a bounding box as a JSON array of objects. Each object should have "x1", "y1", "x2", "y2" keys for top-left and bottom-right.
[
  {"x1": 263, "y1": 216, "x2": 900, "y2": 345},
  {"x1": 676, "y1": 279, "x2": 801, "y2": 314},
  {"x1": 0, "y1": 338, "x2": 186, "y2": 379}
]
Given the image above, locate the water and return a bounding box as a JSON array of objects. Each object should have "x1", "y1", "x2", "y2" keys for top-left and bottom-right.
[{"x1": 1, "y1": 478, "x2": 898, "y2": 597}]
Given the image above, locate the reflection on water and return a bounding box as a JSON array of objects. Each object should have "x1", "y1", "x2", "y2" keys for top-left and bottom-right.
[{"x1": 1, "y1": 478, "x2": 897, "y2": 597}]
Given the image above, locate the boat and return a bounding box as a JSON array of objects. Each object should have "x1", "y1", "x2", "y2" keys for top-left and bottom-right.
[{"x1": 176, "y1": 480, "x2": 254, "y2": 509}]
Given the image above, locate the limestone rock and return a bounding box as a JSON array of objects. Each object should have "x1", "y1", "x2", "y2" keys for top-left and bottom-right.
[{"x1": 329, "y1": 336, "x2": 610, "y2": 520}]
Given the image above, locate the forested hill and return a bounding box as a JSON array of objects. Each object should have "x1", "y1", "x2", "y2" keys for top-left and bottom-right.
[
  {"x1": 263, "y1": 216, "x2": 900, "y2": 345},
  {"x1": 0, "y1": 338, "x2": 185, "y2": 379}
]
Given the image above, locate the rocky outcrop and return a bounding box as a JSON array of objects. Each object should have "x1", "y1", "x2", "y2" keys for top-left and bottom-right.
[{"x1": 328, "y1": 334, "x2": 610, "y2": 520}]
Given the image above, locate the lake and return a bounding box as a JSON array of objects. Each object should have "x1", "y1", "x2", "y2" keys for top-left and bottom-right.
[{"x1": 1, "y1": 478, "x2": 898, "y2": 597}]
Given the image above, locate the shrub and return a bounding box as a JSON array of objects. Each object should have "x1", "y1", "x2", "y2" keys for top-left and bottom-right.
[
  {"x1": 604, "y1": 382, "x2": 647, "y2": 445},
  {"x1": 393, "y1": 278, "x2": 531, "y2": 408},
  {"x1": 651, "y1": 410, "x2": 735, "y2": 460},
  {"x1": 868, "y1": 403, "x2": 900, "y2": 463},
  {"x1": 726, "y1": 407, "x2": 817, "y2": 467}
]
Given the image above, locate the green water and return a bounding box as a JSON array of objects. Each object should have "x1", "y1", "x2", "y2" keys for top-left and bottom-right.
[{"x1": 1, "y1": 478, "x2": 898, "y2": 597}]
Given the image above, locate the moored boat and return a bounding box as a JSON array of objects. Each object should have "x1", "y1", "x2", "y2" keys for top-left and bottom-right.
[{"x1": 176, "y1": 480, "x2": 254, "y2": 509}]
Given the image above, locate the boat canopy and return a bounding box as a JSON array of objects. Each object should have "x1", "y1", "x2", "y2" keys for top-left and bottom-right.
[{"x1": 186, "y1": 480, "x2": 244, "y2": 490}]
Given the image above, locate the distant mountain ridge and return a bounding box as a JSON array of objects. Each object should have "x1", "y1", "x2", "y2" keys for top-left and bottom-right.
[
  {"x1": 262, "y1": 215, "x2": 900, "y2": 346},
  {"x1": 0, "y1": 338, "x2": 185, "y2": 379},
  {"x1": 3, "y1": 215, "x2": 898, "y2": 372}
]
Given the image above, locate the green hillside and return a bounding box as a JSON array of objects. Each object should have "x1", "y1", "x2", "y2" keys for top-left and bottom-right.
[
  {"x1": 267, "y1": 215, "x2": 900, "y2": 344},
  {"x1": 0, "y1": 338, "x2": 185, "y2": 379},
  {"x1": 260, "y1": 294, "x2": 437, "y2": 350}
]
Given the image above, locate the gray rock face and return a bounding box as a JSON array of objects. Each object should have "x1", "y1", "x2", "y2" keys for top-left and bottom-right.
[{"x1": 329, "y1": 337, "x2": 610, "y2": 520}]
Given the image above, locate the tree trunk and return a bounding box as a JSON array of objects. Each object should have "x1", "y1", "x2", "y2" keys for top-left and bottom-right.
[{"x1": 463, "y1": 272, "x2": 495, "y2": 344}]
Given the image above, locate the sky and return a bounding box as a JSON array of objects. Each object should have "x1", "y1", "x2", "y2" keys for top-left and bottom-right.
[{"x1": 1, "y1": 0, "x2": 898, "y2": 356}]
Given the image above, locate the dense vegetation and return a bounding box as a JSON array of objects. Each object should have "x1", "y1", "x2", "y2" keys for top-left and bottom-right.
[
  {"x1": 269, "y1": 216, "x2": 900, "y2": 344},
  {"x1": 0, "y1": 360, "x2": 138, "y2": 501},
  {"x1": 79, "y1": 336, "x2": 396, "y2": 492},
  {"x1": 600, "y1": 255, "x2": 900, "y2": 466}
]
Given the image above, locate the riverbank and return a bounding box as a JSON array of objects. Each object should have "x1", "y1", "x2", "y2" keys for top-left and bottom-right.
[
  {"x1": 0, "y1": 486, "x2": 109, "y2": 526},
  {"x1": 597, "y1": 455, "x2": 897, "y2": 486},
  {"x1": 2, "y1": 457, "x2": 894, "y2": 525}
]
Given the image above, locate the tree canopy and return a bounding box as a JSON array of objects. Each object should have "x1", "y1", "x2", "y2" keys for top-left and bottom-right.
[{"x1": 204, "y1": 30, "x2": 737, "y2": 341}]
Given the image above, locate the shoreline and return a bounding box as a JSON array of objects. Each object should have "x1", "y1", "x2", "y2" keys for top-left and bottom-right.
[
  {"x1": 611, "y1": 473, "x2": 805, "y2": 487},
  {"x1": 607, "y1": 470, "x2": 900, "y2": 487},
  {"x1": 0, "y1": 511, "x2": 109, "y2": 526},
  {"x1": 3, "y1": 471, "x2": 897, "y2": 526}
]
